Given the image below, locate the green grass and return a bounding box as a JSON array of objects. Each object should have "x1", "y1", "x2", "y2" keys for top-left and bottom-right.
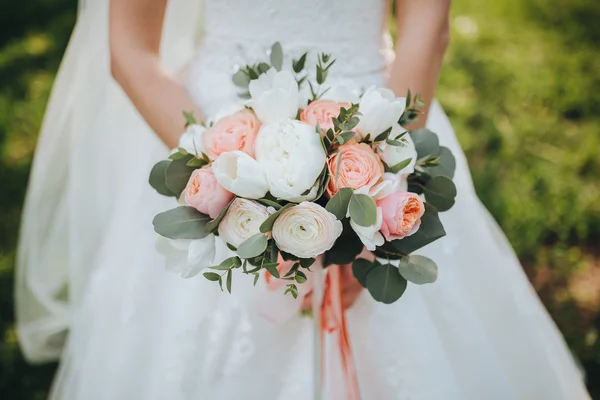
[{"x1": 0, "y1": 0, "x2": 599, "y2": 398}]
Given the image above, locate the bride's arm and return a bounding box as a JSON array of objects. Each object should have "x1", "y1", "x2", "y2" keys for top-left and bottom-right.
[
  {"x1": 388, "y1": 0, "x2": 451, "y2": 127},
  {"x1": 109, "y1": 0, "x2": 202, "y2": 148}
]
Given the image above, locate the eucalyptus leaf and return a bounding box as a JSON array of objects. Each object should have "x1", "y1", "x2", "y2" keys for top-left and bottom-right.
[
  {"x1": 265, "y1": 262, "x2": 280, "y2": 279},
  {"x1": 205, "y1": 200, "x2": 233, "y2": 232},
  {"x1": 226, "y1": 243, "x2": 237, "y2": 251},
  {"x1": 293, "y1": 53, "x2": 307, "y2": 73},
  {"x1": 366, "y1": 264, "x2": 408, "y2": 304},
  {"x1": 398, "y1": 255, "x2": 438, "y2": 284},
  {"x1": 391, "y1": 204, "x2": 446, "y2": 254},
  {"x1": 299, "y1": 257, "x2": 315, "y2": 269},
  {"x1": 389, "y1": 158, "x2": 413, "y2": 174},
  {"x1": 374, "y1": 127, "x2": 392, "y2": 143},
  {"x1": 270, "y1": 42, "x2": 283, "y2": 71},
  {"x1": 186, "y1": 157, "x2": 207, "y2": 168},
  {"x1": 349, "y1": 194, "x2": 377, "y2": 227},
  {"x1": 324, "y1": 220, "x2": 363, "y2": 265},
  {"x1": 183, "y1": 111, "x2": 197, "y2": 127},
  {"x1": 423, "y1": 176, "x2": 457, "y2": 212},
  {"x1": 232, "y1": 69, "x2": 250, "y2": 88},
  {"x1": 226, "y1": 269, "x2": 232, "y2": 293},
  {"x1": 203, "y1": 272, "x2": 220, "y2": 282},
  {"x1": 149, "y1": 160, "x2": 175, "y2": 197},
  {"x1": 410, "y1": 129, "x2": 440, "y2": 159},
  {"x1": 325, "y1": 188, "x2": 353, "y2": 220},
  {"x1": 295, "y1": 271, "x2": 308, "y2": 283},
  {"x1": 260, "y1": 203, "x2": 294, "y2": 233},
  {"x1": 153, "y1": 206, "x2": 211, "y2": 239},
  {"x1": 334, "y1": 130, "x2": 356, "y2": 146},
  {"x1": 423, "y1": 146, "x2": 456, "y2": 179},
  {"x1": 165, "y1": 154, "x2": 196, "y2": 196},
  {"x1": 257, "y1": 197, "x2": 283, "y2": 210},
  {"x1": 352, "y1": 258, "x2": 377, "y2": 288},
  {"x1": 237, "y1": 233, "x2": 269, "y2": 259}
]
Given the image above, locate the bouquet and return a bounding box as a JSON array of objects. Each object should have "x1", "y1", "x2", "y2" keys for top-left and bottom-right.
[{"x1": 149, "y1": 43, "x2": 457, "y2": 305}]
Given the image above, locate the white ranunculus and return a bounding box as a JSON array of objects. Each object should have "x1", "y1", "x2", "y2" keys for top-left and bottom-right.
[
  {"x1": 248, "y1": 69, "x2": 300, "y2": 123},
  {"x1": 218, "y1": 198, "x2": 271, "y2": 247},
  {"x1": 155, "y1": 235, "x2": 216, "y2": 278},
  {"x1": 212, "y1": 151, "x2": 269, "y2": 199},
  {"x1": 177, "y1": 124, "x2": 206, "y2": 155},
  {"x1": 350, "y1": 207, "x2": 384, "y2": 251},
  {"x1": 255, "y1": 120, "x2": 326, "y2": 202},
  {"x1": 272, "y1": 202, "x2": 343, "y2": 259},
  {"x1": 377, "y1": 124, "x2": 417, "y2": 176},
  {"x1": 357, "y1": 87, "x2": 406, "y2": 139}
]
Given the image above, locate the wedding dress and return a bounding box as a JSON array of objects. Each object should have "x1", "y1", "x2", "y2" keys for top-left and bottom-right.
[{"x1": 16, "y1": 0, "x2": 591, "y2": 399}]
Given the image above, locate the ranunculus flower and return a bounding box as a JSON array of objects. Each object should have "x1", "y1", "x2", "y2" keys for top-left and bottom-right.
[
  {"x1": 326, "y1": 142, "x2": 384, "y2": 197},
  {"x1": 350, "y1": 207, "x2": 384, "y2": 251},
  {"x1": 218, "y1": 198, "x2": 271, "y2": 247},
  {"x1": 376, "y1": 124, "x2": 417, "y2": 176},
  {"x1": 183, "y1": 168, "x2": 234, "y2": 219},
  {"x1": 272, "y1": 202, "x2": 343, "y2": 259},
  {"x1": 248, "y1": 69, "x2": 300, "y2": 123},
  {"x1": 357, "y1": 87, "x2": 405, "y2": 139},
  {"x1": 202, "y1": 109, "x2": 260, "y2": 159},
  {"x1": 377, "y1": 191, "x2": 425, "y2": 241},
  {"x1": 255, "y1": 120, "x2": 326, "y2": 202},
  {"x1": 177, "y1": 124, "x2": 206, "y2": 155},
  {"x1": 300, "y1": 99, "x2": 343, "y2": 133},
  {"x1": 212, "y1": 151, "x2": 269, "y2": 199},
  {"x1": 155, "y1": 235, "x2": 216, "y2": 278}
]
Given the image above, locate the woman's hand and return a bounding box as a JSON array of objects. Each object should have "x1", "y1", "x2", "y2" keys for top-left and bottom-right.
[{"x1": 301, "y1": 248, "x2": 376, "y2": 310}]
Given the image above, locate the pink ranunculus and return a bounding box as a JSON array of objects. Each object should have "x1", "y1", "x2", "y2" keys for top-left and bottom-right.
[
  {"x1": 377, "y1": 191, "x2": 425, "y2": 241},
  {"x1": 202, "y1": 109, "x2": 260, "y2": 159},
  {"x1": 184, "y1": 168, "x2": 234, "y2": 219},
  {"x1": 326, "y1": 142, "x2": 384, "y2": 197},
  {"x1": 300, "y1": 99, "x2": 344, "y2": 133}
]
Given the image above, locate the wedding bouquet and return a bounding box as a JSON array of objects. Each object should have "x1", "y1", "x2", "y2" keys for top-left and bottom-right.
[{"x1": 150, "y1": 43, "x2": 457, "y2": 305}]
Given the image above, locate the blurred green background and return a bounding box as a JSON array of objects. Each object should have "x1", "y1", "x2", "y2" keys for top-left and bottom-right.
[{"x1": 1, "y1": 0, "x2": 599, "y2": 398}]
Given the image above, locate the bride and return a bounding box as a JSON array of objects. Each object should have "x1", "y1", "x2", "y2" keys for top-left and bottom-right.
[{"x1": 16, "y1": 0, "x2": 591, "y2": 399}]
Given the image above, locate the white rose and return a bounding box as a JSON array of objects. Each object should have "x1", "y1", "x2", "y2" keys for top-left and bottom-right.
[
  {"x1": 177, "y1": 124, "x2": 206, "y2": 155},
  {"x1": 248, "y1": 69, "x2": 300, "y2": 123},
  {"x1": 155, "y1": 235, "x2": 216, "y2": 278},
  {"x1": 218, "y1": 198, "x2": 271, "y2": 247},
  {"x1": 212, "y1": 151, "x2": 269, "y2": 199},
  {"x1": 377, "y1": 124, "x2": 417, "y2": 176},
  {"x1": 350, "y1": 207, "x2": 384, "y2": 251},
  {"x1": 255, "y1": 120, "x2": 326, "y2": 202},
  {"x1": 272, "y1": 202, "x2": 343, "y2": 259},
  {"x1": 357, "y1": 87, "x2": 405, "y2": 139}
]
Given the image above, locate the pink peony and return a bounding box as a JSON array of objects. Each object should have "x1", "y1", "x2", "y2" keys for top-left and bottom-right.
[{"x1": 377, "y1": 191, "x2": 425, "y2": 241}]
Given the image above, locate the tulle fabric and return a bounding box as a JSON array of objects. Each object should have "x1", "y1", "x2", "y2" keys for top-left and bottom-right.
[{"x1": 16, "y1": 0, "x2": 591, "y2": 399}]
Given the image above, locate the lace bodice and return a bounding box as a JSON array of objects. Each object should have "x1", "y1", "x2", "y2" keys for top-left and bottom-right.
[{"x1": 186, "y1": 0, "x2": 393, "y2": 115}]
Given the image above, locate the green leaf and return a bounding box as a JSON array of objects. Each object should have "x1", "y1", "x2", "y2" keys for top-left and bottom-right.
[
  {"x1": 324, "y1": 220, "x2": 363, "y2": 265},
  {"x1": 352, "y1": 258, "x2": 378, "y2": 288},
  {"x1": 253, "y1": 274, "x2": 260, "y2": 286},
  {"x1": 349, "y1": 194, "x2": 377, "y2": 227},
  {"x1": 398, "y1": 255, "x2": 438, "y2": 284},
  {"x1": 316, "y1": 66, "x2": 325, "y2": 84},
  {"x1": 405, "y1": 89, "x2": 412, "y2": 108},
  {"x1": 257, "y1": 197, "x2": 283, "y2": 210},
  {"x1": 423, "y1": 146, "x2": 456, "y2": 179},
  {"x1": 270, "y1": 240, "x2": 279, "y2": 263},
  {"x1": 165, "y1": 154, "x2": 196, "y2": 196},
  {"x1": 183, "y1": 111, "x2": 197, "y2": 127},
  {"x1": 423, "y1": 176, "x2": 457, "y2": 212},
  {"x1": 391, "y1": 204, "x2": 446, "y2": 254},
  {"x1": 366, "y1": 264, "x2": 408, "y2": 304},
  {"x1": 334, "y1": 130, "x2": 356, "y2": 146},
  {"x1": 237, "y1": 233, "x2": 269, "y2": 259},
  {"x1": 260, "y1": 203, "x2": 294, "y2": 233},
  {"x1": 386, "y1": 138, "x2": 405, "y2": 146},
  {"x1": 325, "y1": 188, "x2": 353, "y2": 220},
  {"x1": 149, "y1": 160, "x2": 175, "y2": 197},
  {"x1": 299, "y1": 258, "x2": 315, "y2": 269},
  {"x1": 203, "y1": 272, "x2": 220, "y2": 282},
  {"x1": 270, "y1": 42, "x2": 283, "y2": 71},
  {"x1": 205, "y1": 200, "x2": 233, "y2": 233},
  {"x1": 293, "y1": 53, "x2": 307, "y2": 73},
  {"x1": 295, "y1": 271, "x2": 308, "y2": 283},
  {"x1": 410, "y1": 129, "x2": 440, "y2": 159},
  {"x1": 226, "y1": 243, "x2": 237, "y2": 251},
  {"x1": 389, "y1": 158, "x2": 413, "y2": 174},
  {"x1": 232, "y1": 69, "x2": 251, "y2": 88},
  {"x1": 340, "y1": 116, "x2": 359, "y2": 131},
  {"x1": 373, "y1": 127, "x2": 392, "y2": 143},
  {"x1": 153, "y1": 206, "x2": 211, "y2": 239},
  {"x1": 186, "y1": 157, "x2": 207, "y2": 168},
  {"x1": 226, "y1": 269, "x2": 233, "y2": 293},
  {"x1": 257, "y1": 62, "x2": 271, "y2": 74},
  {"x1": 265, "y1": 262, "x2": 280, "y2": 279}
]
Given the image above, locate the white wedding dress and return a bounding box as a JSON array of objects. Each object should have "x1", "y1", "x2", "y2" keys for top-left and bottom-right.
[{"x1": 16, "y1": 0, "x2": 591, "y2": 399}]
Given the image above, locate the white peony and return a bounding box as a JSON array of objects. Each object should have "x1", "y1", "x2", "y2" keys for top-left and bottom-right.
[
  {"x1": 357, "y1": 87, "x2": 405, "y2": 139},
  {"x1": 155, "y1": 235, "x2": 216, "y2": 278},
  {"x1": 209, "y1": 102, "x2": 246, "y2": 124},
  {"x1": 211, "y1": 151, "x2": 270, "y2": 199},
  {"x1": 272, "y1": 202, "x2": 343, "y2": 259},
  {"x1": 350, "y1": 207, "x2": 384, "y2": 251},
  {"x1": 177, "y1": 124, "x2": 206, "y2": 155},
  {"x1": 377, "y1": 124, "x2": 417, "y2": 176},
  {"x1": 248, "y1": 69, "x2": 300, "y2": 123},
  {"x1": 255, "y1": 120, "x2": 326, "y2": 202},
  {"x1": 218, "y1": 198, "x2": 271, "y2": 247}
]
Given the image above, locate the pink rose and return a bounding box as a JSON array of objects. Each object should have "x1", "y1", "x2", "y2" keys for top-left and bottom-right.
[
  {"x1": 300, "y1": 100, "x2": 344, "y2": 133},
  {"x1": 184, "y1": 168, "x2": 234, "y2": 219},
  {"x1": 377, "y1": 191, "x2": 425, "y2": 241},
  {"x1": 326, "y1": 143, "x2": 384, "y2": 197},
  {"x1": 202, "y1": 109, "x2": 260, "y2": 159}
]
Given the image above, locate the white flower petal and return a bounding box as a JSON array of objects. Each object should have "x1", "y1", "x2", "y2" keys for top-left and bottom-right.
[
  {"x1": 212, "y1": 151, "x2": 269, "y2": 199},
  {"x1": 350, "y1": 208, "x2": 384, "y2": 251}
]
